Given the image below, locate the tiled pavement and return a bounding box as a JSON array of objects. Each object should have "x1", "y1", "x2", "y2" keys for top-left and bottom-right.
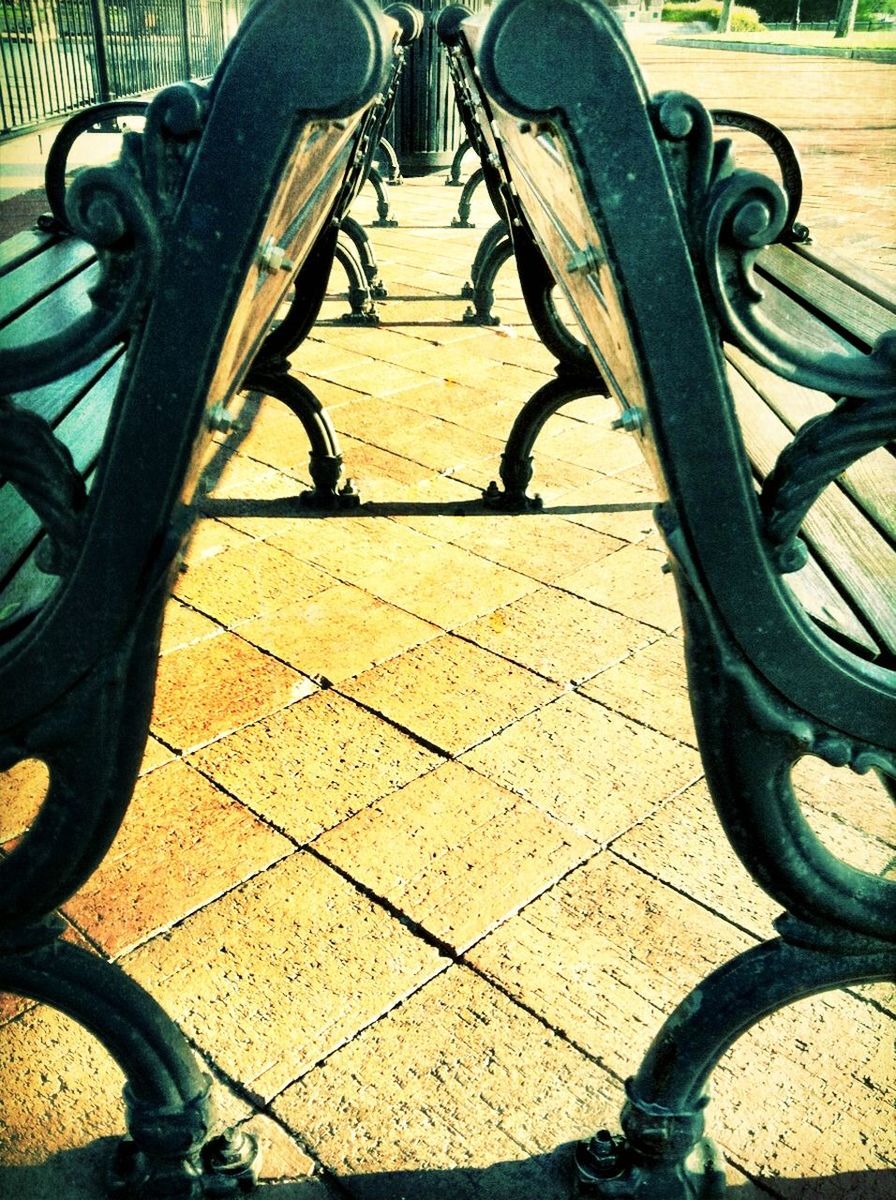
[{"x1": 1, "y1": 40, "x2": 895, "y2": 1200}]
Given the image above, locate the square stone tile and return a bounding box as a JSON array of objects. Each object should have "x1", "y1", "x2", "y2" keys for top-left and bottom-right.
[
  {"x1": 63, "y1": 759, "x2": 292, "y2": 956},
  {"x1": 174, "y1": 538, "x2": 335, "y2": 628},
  {"x1": 123, "y1": 853, "x2": 445, "y2": 1101},
  {"x1": 315, "y1": 760, "x2": 595, "y2": 952},
  {"x1": 139, "y1": 734, "x2": 176, "y2": 775},
  {"x1": 272, "y1": 965, "x2": 622, "y2": 1200},
  {"x1": 357, "y1": 539, "x2": 538, "y2": 630},
  {"x1": 456, "y1": 586, "x2": 658, "y2": 684},
  {"x1": 237, "y1": 582, "x2": 440, "y2": 685},
  {"x1": 467, "y1": 854, "x2": 896, "y2": 1191},
  {"x1": 265, "y1": 515, "x2": 439, "y2": 587},
  {"x1": 190, "y1": 689, "x2": 441, "y2": 844},
  {"x1": 556, "y1": 473, "x2": 657, "y2": 544},
  {"x1": 792, "y1": 753, "x2": 896, "y2": 849},
  {"x1": 578, "y1": 634, "x2": 698, "y2": 746},
  {"x1": 558, "y1": 541, "x2": 680, "y2": 633},
  {"x1": 339, "y1": 634, "x2": 561, "y2": 756},
  {"x1": 159, "y1": 599, "x2": 224, "y2": 656},
  {"x1": 468, "y1": 854, "x2": 752, "y2": 1078},
  {"x1": 460, "y1": 692, "x2": 702, "y2": 840},
  {"x1": 431, "y1": 512, "x2": 626, "y2": 586},
  {"x1": 0, "y1": 756, "x2": 48, "y2": 842},
  {"x1": 151, "y1": 629, "x2": 314, "y2": 752},
  {"x1": 339, "y1": 435, "x2": 435, "y2": 498}
]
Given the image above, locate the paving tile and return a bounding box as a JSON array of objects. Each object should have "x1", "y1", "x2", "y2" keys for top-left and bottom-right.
[
  {"x1": 181, "y1": 515, "x2": 253, "y2": 567},
  {"x1": 534, "y1": 410, "x2": 645, "y2": 477},
  {"x1": 792, "y1": 753, "x2": 896, "y2": 849},
  {"x1": 151, "y1": 628, "x2": 314, "y2": 752},
  {"x1": 558, "y1": 540, "x2": 680, "y2": 633},
  {"x1": 123, "y1": 852, "x2": 445, "y2": 1101},
  {"x1": 237, "y1": 581, "x2": 440, "y2": 685},
  {"x1": 201, "y1": 458, "x2": 317, "y2": 538},
  {"x1": 63, "y1": 758, "x2": 292, "y2": 957},
  {"x1": 316, "y1": 760, "x2": 595, "y2": 953},
  {"x1": 190, "y1": 689, "x2": 440, "y2": 844},
  {"x1": 158, "y1": 598, "x2": 224, "y2": 656},
  {"x1": 0, "y1": 1000, "x2": 255, "y2": 1190},
  {"x1": 174, "y1": 537, "x2": 334, "y2": 628},
  {"x1": 456, "y1": 586, "x2": 658, "y2": 685},
  {"x1": 0, "y1": 755, "x2": 47, "y2": 842},
  {"x1": 0, "y1": 1003, "x2": 129, "y2": 1181},
  {"x1": 460, "y1": 691, "x2": 702, "y2": 840},
  {"x1": 266, "y1": 515, "x2": 446, "y2": 592},
  {"x1": 356, "y1": 538, "x2": 539, "y2": 630},
  {"x1": 139, "y1": 734, "x2": 176, "y2": 775},
  {"x1": 426, "y1": 511, "x2": 626, "y2": 586},
  {"x1": 465, "y1": 855, "x2": 896, "y2": 1193},
  {"x1": 271, "y1": 965, "x2": 623, "y2": 1200},
  {"x1": 339, "y1": 634, "x2": 561, "y2": 756},
  {"x1": 556, "y1": 472, "x2": 657, "y2": 543},
  {"x1": 339, "y1": 434, "x2": 435, "y2": 499},
  {"x1": 578, "y1": 633, "x2": 698, "y2": 745}
]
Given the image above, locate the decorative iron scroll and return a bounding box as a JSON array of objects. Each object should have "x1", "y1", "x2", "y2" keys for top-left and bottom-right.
[
  {"x1": 761, "y1": 394, "x2": 896, "y2": 572},
  {"x1": 0, "y1": 83, "x2": 209, "y2": 396},
  {"x1": 652, "y1": 90, "x2": 896, "y2": 401},
  {"x1": 0, "y1": 396, "x2": 86, "y2": 577}
]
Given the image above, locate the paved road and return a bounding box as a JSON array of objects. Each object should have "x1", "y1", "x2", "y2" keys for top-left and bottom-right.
[{"x1": 631, "y1": 39, "x2": 896, "y2": 283}]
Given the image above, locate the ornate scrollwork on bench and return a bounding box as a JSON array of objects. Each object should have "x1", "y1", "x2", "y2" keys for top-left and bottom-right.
[
  {"x1": 653, "y1": 90, "x2": 896, "y2": 400},
  {"x1": 0, "y1": 83, "x2": 212, "y2": 396}
]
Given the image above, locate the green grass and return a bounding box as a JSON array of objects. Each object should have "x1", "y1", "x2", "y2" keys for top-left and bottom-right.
[{"x1": 673, "y1": 29, "x2": 896, "y2": 48}]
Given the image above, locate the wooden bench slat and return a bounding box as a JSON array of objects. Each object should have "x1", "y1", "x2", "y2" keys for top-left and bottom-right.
[
  {"x1": 0, "y1": 357, "x2": 123, "y2": 586},
  {"x1": 728, "y1": 361, "x2": 896, "y2": 656},
  {"x1": 726, "y1": 344, "x2": 896, "y2": 544},
  {"x1": 0, "y1": 260, "x2": 102, "y2": 349},
  {"x1": 9, "y1": 346, "x2": 124, "y2": 428},
  {"x1": 0, "y1": 239, "x2": 97, "y2": 329},
  {"x1": 759, "y1": 242, "x2": 895, "y2": 347},
  {"x1": 0, "y1": 227, "x2": 57, "y2": 275},
  {"x1": 789, "y1": 240, "x2": 896, "y2": 315}
]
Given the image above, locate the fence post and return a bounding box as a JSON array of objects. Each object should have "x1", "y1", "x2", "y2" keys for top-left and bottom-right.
[
  {"x1": 86, "y1": 0, "x2": 112, "y2": 101},
  {"x1": 179, "y1": 0, "x2": 193, "y2": 78}
]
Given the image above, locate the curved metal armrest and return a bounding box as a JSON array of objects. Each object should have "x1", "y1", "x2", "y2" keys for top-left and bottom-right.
[
  {"x1": 44, "y1": 100, "x2": 149, "y2": 231},
  {"x1": 711, "y1": 108, "x2": 808, "y2": 243}
]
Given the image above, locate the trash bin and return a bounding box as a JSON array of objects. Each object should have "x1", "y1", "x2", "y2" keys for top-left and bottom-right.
[{"x1": 386, "y1": 0, "x2": 487, "y2": 175}]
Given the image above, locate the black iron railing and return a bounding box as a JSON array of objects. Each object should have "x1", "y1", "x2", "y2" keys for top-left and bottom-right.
[{"x1": 0, "y1": 0, "x2": 251, "y2": 136}]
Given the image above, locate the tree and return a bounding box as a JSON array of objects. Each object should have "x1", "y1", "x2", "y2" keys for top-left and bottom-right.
[
  {"x1": 834, "y1": 0, "x2": 858, "y2": 35},
  {"x1": 719, "y1": 0, "x2": 735, "y2": 28}
]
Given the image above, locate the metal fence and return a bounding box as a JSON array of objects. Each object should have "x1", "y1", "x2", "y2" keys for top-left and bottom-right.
[{"x1": 1, "y1": 0, "x2": 251, "y2": 137}]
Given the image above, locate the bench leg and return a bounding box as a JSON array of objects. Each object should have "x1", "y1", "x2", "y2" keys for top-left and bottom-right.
[
  {"x1": 245, "y1": 368, "x2": 360, "y2": 510},
  {"x1": 484, "y1": 367, "x2": 605, "y2": 511},
  {"x1": 451, "y1": 165, "x2": 484, "y2": 228},
  {"x1": 367, "y1": 168, "x2": 398, "y2": 227},
  {"x1": 573, "y1": 935, "x2": 895, "y2": 1198},
  {"x1": 375, "y1": 135, "x2": 403, "y2": 185},
  {"x1": 334, "y1": 239, "x2": 379, "y2": 325},
  {"x1": 340, "y1": 215, "x2": 387, "y2": 296},
  {"x1": 0, "y1": 921, "x2": 260, "y2": 1198},
  {"x1": 462, "y1": 221, "x2": 512, "y2": 325},
  {"x1": 513, "y1": 230, "x2": 593, "y2": 372},
  {"x1": 446, "y1": 138, "x2": 471, "y2": 186}
]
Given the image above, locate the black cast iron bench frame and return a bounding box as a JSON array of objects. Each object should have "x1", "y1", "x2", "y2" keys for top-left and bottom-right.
[
  {"x1": 0, "y1": 1, "x2": 411, "y2": 1194},
  {"x1": 439, "y1": 1, "x2": 896, "y2": 1196}
]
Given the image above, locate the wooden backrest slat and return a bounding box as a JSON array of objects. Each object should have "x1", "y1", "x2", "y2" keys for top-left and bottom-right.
[
  {"x1": 0, "y1": 262, "x2": 103, "y2": 349},
  {"x1": 0, "y1": 228, "x2": 57, "y2": 275}
]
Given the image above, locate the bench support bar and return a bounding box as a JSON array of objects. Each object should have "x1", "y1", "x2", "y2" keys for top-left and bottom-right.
[
  {"x1": 0, "y1": 921, "x2": 261, "y2": 1197},
  {"x1": 574, "y1": 934, "x2": 895, "y2": 1197}
]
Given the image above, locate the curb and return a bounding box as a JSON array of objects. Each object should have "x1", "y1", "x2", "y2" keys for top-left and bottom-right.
[{"x1": 659, "y1": 36, "x2": 896, "y2": 61}]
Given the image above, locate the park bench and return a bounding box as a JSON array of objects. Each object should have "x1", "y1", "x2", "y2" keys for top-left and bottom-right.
[
  {"x1": 439, "y1": 1, "x2": 896, "y2": 1196},
  {"x1": 0, "y1": 0, "x2": 411, "y2": 1192}
]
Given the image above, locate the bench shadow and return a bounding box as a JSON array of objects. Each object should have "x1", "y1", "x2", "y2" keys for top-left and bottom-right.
[
  {"x1": 200, "y1": 494, "x2": 656, "y2": 521},
  {"x1": 3, "y1": 1140, "x2": 894, "y2": 1200}
]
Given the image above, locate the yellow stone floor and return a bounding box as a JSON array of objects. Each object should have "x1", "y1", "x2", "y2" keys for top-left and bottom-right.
[{"x1": 1, "y1": 41, "x2": 894, "y2": 1200}]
